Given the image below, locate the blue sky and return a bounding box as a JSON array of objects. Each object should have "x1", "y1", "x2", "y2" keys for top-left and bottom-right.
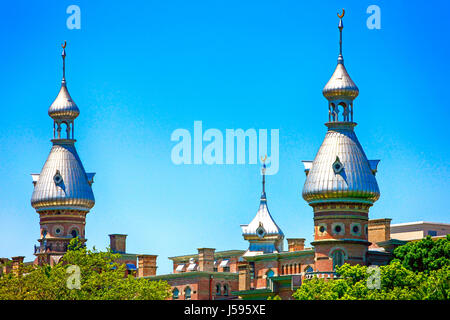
[{"x1": 0, "y1": 1, "x2": 449, "y2": 274}]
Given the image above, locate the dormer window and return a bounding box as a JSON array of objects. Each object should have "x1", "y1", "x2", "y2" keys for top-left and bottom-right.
[
  {"x1": 53, "y1": 170, "x2": 63, "y2": 185},
  {"x1": 332, "y1": 156, "x2": 343, "y2": 174},
  {"x1": 256, "y1": 226, "x2": 266, "y2": 238}
]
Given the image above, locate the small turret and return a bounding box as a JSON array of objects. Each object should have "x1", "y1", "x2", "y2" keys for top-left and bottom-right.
[{"x1": 241, "y1": 157, "x2": 284, "y2": 256}]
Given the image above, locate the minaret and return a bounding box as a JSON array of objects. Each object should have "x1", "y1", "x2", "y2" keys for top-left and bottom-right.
[
  {"x1": 301, "y1": 10, "x2": 380, "y2": 272},
  {"x1": 31, "y1": 43, "x2": 95, "y2": 266},
  {"x1": 241, "y1": 157, "x2": 284, "y2": 256}
]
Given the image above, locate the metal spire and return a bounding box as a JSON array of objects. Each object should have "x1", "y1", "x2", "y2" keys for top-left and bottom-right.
[
  {"x1": 261, "y1": 155, "x2": 267, "y2": 196},
  {"x1": 61, "y1": 41, "x2": 67, "y2": 81},
  {"x1": 323, "y1": 7, "x2": 359, "y2": 123},
  {"x1": 48, "y1": 41, "x2": 80, "y2": 135},
  {"x1": 337, "y1": 9, "x2": 345, "y2": 64}
]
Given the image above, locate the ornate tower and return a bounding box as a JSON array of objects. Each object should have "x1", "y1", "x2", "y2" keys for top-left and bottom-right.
[
  {"x1": 241, "y1": 158, "x2": 284, "y2": 256},
  {"x1": 31, "y1": 43, "x2": 95, "y2": 266},
  {"x1": 301, "y1": 11, "x2": 380, "y2": 272}
]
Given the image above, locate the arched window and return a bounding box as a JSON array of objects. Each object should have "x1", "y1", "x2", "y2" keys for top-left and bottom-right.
[
  {"x1": 332, "y1": 250, "x2": 345, "y2": 270},
  {"x1": 266, "y1": 269, "x2": 274, "y2": 288},
  {"x1": 184, "y1": 287, "x2": 191, "y2": 300},
  {"x1": 61, "y1": 121, "x2": 70, "y2": 139},
  {"x1": 330, "y1": 103, "x2": 336, "y2": 121},
  {"x1": 172, "y1": 288, "x2": 179, "y2": 300},
  {"x1": 350, "y1": 103, "x2": 354, "y2": 121},
  {"x1": 216, "y1": 283, "x2": 221, "y2": 295},
  {"x1": 223, "y1": 284, "x2": 229, "y2": 296},
  {"x1": 71, "y1": 229, "x2": 78, "y2": 238},
  {"x1": 338, "y1": 102, "x2": 348, "y2": 121}
]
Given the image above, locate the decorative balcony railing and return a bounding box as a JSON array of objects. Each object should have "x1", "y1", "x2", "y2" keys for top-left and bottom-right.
[
  {"x1": 34, "y1": 243, "x2": 68, "y2": 254},
  {"x1": 304, "y1": 271, "x2": 340, "y2": 280}
]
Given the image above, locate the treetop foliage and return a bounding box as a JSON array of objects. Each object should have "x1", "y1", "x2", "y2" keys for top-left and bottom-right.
[
  {"x1": 293, "y1": 236, "x2": 450, "y2": 300},
  {"x1": 0, "y1": 238, "x2": 171, "y2": 300}
]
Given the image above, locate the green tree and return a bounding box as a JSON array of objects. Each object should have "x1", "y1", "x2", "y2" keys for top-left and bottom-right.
[
  {"x1": 293, "y1": 236, "x2": 450, "y2": 300},
  {"x1": 0, "y1": 238, "x2": 171, "y2": 300},
  {"x1": 293, "y1": 262, "x2": 449, "y2": 300},
  {"x1": 393, "y1": 235, "x2": 450, "y2": 273}
]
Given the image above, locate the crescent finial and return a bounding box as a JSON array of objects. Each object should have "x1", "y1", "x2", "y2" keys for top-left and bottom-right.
[
  {"x1": 62, "y1": 41, "x2": 67, "y2": 49},
  {"x1": 337, "y1": 8, "x2": 345, "y2": 19},
  {"x1": 261, "y1": 155, "x2": 267, "y2": 163}
]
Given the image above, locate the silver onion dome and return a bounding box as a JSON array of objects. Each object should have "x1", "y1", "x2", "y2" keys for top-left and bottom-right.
[
  {"x1": 322, "y1": 10, "x2": 359, "y2": 102},
  {"x1": 48, "y1": 44, "x2": 79, "y2": 121},
  {"x1": 48, "y1": 81, "x2": 80, "y2": 120},
  {"x1": 322, "y1": 62, "x2": 359, "y2": 101},
  {"x1": 31, "y1": 43, "x2": 95, "y2": 211},
  {"x1": 302, "y1": 123, "x2": 380, "y2": 204},
  {"x1": 301, "y1": 11, "x2": 379, "y2": 204},
  {"x1": 31, "y1": 141, "x2": 95, "y2": 210}
]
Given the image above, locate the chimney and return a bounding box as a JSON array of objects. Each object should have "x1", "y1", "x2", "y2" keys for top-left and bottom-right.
[
  {"x1": 11, "y1": 256, "x2": 25, "y2": 276},
  {"x1": 109, "y1": 234, "x2": 127, "y2": 253},
  {"x1": 287, "y1": 238, "x2": 305, "y2": 252},
  {"x1": 238, "y1": 262, "x2": 250, "y2": 291},
  {"x1": 137, "y1": 255, "x2": 158, "y2": 277},
  {"x1": 198, "y1": 248, "x2": 215, "y2": 272},
  {"x1": 368, "y1": 219, "x2": 392, "y2": 245}
]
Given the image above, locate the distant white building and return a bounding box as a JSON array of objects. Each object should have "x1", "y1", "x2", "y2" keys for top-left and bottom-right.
[{"x1": 390, "y1": 222, "x2": 450, "y2": 241}]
